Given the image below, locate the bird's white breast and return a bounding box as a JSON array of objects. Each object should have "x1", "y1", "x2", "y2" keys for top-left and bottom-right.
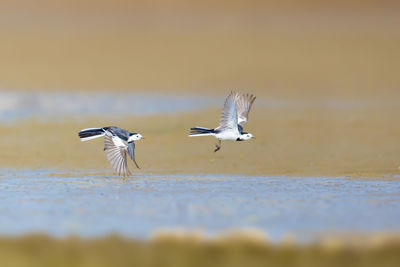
[{"x1": 215, "y1": 130, "x2": 240, "y2": 140}]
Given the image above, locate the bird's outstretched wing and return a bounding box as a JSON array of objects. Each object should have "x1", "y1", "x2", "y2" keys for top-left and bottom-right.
[
  {"x1": 127, "y1": 142, "x2": 140, "y2": 169},
  {"x1": 104, "y1": 135, "x2": 131, "y2": 176},
  {"x1": 219, "y1": 92, "x2": 238, "y2": 130},
  {"x1": 235, "y1": 93, "x2": 256, "y2": 128}
]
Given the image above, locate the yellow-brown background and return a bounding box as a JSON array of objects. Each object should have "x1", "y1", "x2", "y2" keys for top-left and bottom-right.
[{"x1": 0, "y1": 0, "x2": 399, "y2": 177}]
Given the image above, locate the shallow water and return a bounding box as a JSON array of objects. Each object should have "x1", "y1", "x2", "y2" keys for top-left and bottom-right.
[
  {"x1": 0, "y1": 170, "x2": 399, "y2": 242},
  {"x1": 2, "y1": 90, "x2": 396, "y2": 123},
  {"x1": 0, "y1": 91, "x2": 221, "y2": 122}
]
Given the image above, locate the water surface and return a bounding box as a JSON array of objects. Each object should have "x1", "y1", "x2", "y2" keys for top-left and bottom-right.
[
  {"x1": 0, "y1": 91, "x2": 220, "y2": 122},
  {"x1": 0, "y1": 170, "x2": 399, "y2": 242}
]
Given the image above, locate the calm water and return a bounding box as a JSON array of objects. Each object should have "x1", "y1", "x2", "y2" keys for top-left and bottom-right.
[
  {"x1": 0, "y1": 91, "x2": 221, "y2": 122},
  {"x1": 0, "y1": 170, "x2": 399, "y2": 242},
  {"x1": 2, "y1": 90, "x2": 394, "y2": 123}
]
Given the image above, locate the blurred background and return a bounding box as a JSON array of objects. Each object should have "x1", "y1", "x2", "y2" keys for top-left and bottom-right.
[
  {"x1": 1, "y1": 1, "x2": 400, "y2": 266},
  {"x1": 0, "y1": 0, "x2": 399, "y2": 100},
  {"x1": 1, "y1": 0, "x2": 400, "y2": 176}
]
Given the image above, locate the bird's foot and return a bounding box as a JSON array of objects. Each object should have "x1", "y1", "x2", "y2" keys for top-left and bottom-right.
[{"x1": 214, "y1": 143, "x2": 221, "y2": 152}]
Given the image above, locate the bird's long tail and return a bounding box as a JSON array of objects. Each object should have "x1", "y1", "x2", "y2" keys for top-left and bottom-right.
[
  {"x1": 189, "y1": 127, "x2": 215, "y2": 137},
  {"x1": 78, "y1": 128, "x2": 106, "y2": 141}
]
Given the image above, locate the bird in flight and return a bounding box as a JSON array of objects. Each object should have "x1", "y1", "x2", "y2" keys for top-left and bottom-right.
[
  {"x1": 189, "y1": 91, "x2": 256, "y2": 152},
  {"x1": 78, "y1": 126, "x2": 143, "y2": 176}
]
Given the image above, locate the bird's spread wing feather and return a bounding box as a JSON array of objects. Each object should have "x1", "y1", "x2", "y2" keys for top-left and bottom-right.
[
  {"x1": 104, "y1": 135, "x2": 131, "y2": 176},
  {"x1": 219, "y1": 92, "x2": 238, "y2": 130},
  {"x1": 127, "y1": 142, "x2": 140, "y2": 169},
  {"x1": 235, "y1": 93, "x2": 256, "y2": 128}
]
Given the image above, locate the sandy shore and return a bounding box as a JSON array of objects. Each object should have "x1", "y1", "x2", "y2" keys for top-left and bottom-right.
[
  {"x1": 0, "y1": 3, "x2": 399, "y2": 177},
  {"x1": 1, "y1": 103, "x2": 399, "y2": 178}
]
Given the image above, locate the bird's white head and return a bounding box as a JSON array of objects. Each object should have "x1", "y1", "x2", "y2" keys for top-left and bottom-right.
[
  {"x1": 128, "y1": 133, "x2": 143, "y2": 142},
  {"x1": 237, "y1": 133, "x2": 254, "y2": 141}
]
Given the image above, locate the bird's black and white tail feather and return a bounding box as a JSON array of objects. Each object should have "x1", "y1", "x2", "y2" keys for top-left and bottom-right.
[
  {"x1": 189, "y1": 127, "x2": 215, "y2": 137},
  {"x1": 79, "y1": 128, "x2": 106, "y2": 141}
]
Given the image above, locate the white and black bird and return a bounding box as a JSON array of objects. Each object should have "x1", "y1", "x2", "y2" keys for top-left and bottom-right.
[
  {"x1": 189, "y1": 91, "x2": 256, "y2": 152},
  {"x1": 78, "y1": 126, "x2": 143, "y2": 176}
]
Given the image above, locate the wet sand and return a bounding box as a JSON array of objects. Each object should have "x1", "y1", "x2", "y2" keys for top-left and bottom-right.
[
  {"x1": 1, "y1": 94, "x2": 400, "y2": 249},
  {"x1": 1, "y1": 103, "x2": 400, "y2": 178}
]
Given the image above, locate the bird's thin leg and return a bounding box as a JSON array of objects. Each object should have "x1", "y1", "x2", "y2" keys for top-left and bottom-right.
[
  {"x1": 214, "y1": 140, "x2": 222, "y2": 152},
  {"x1": 133, "y1": 159, "x2": 141, "y2": 169}
]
